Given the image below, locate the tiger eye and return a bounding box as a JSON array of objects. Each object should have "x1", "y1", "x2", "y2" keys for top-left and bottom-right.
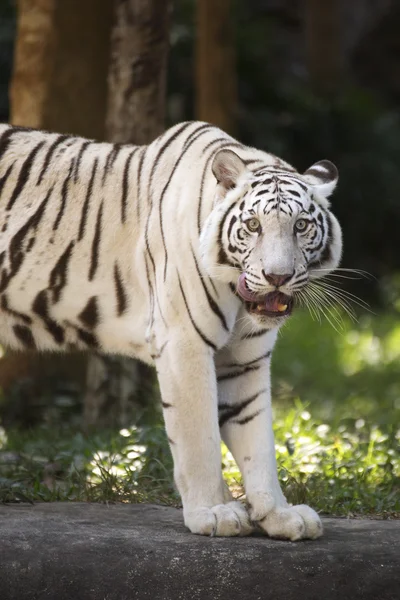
[
  {"x1": 247, "y1": 218, "x2": 260, "y2": 232},
  {"x1": 294, "y1": 218, "x2": 309, "y2": 233}
]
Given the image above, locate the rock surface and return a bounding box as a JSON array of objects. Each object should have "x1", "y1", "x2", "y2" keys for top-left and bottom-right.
[{"x1": 0, "y1": 502, "x2": 399, "y2": 600}]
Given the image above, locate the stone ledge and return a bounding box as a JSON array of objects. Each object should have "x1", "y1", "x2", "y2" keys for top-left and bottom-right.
[{"x1": 0, "y1": 503, "x2": 399, "y2": 600}]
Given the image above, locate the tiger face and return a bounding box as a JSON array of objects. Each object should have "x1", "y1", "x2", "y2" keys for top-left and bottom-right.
[{"x1": 201, "y1": 149, "x2": 342, "y2": 328}]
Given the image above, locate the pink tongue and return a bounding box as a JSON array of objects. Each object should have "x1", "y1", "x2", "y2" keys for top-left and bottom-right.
[
  {"x1": 237, "y1": 274, "x2": 288, "y2": 312},
  {"x1": 237, "y1": 273, "x2": 258, "y2": 301}
]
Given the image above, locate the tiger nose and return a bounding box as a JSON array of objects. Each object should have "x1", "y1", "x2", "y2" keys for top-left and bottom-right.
[{"x1": 262, "y1": 271, "x2": 294, "y2": 287}]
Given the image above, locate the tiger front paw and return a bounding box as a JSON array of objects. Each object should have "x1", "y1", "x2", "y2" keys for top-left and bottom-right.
[
  {"x1": 257, "y1": 503, "x2": 323, "y2": 541},
  {"x1": 184, "y1": 501, "x2": 253, "y2": 537}
]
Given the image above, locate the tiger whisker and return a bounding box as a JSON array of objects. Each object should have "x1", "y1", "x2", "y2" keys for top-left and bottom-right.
[
  {"x1": 296, "y1": 287, "x2": 326, "y2": 323},
  {"x1": 298, "y1": 285, "x2": 347, "y2": 331},
  {"x1": 310, "y1": 279, "x2": 371, "y2": 313},
  {"x1": 294, "y1": 289, "x2": 321, "y2": 323},
  {"x1": 307, "y1": 284, "x2": 356, "y2": 324},
  {"x1": 310, "y1": 267, "x2": 374, "y2": 279}
]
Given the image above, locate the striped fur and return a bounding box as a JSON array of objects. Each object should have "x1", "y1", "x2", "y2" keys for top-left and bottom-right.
[{"x1": 0, "y1": 122, "x2": 342, "y2": 539}]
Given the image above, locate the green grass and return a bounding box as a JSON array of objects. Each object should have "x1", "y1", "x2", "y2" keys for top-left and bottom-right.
[{"x1": 0, "y1": 308, "x2": 399, "y2": 517}]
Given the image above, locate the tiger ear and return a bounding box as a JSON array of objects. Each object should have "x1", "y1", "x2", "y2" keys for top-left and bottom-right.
[
  {"x1": 303, "y1": 160, "x2": 338, "y2": 198},
  {"x1": 212, "y1": 150, "x2": 247, "y2": 191}
]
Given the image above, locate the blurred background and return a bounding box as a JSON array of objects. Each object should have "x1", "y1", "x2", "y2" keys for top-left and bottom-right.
[{"x1": 0, "y1": 0, "x2": 398, "y2": 516}]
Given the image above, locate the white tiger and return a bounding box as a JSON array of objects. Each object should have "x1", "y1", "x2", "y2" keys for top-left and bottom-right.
[{"x1": 0, "y1": 121, "x2": 342, "y2": 539}]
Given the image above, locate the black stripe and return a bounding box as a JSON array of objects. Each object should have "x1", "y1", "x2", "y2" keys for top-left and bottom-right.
[
  {"x1": 208, "y1": 275, "x2": 219, "y2": 297},
  {"x1": 217, "y1": 363, "x2": 261, "y2": 382},
  {"x1": 218, "y1": 202, "x2": 237, "y2": 266},
  {"x1": 148, "y1": 122, "x2": 194, "y2": 193},
  {"x1": 218, "y1": 389, "x2": 266, "y2": 427},
  {"x1": 102, "y1": 144, "x2": 123, "y2": 184},
  {"x1": 77, "y1": 328, "x2": 98, "y2": 348},
  {"x1": 144, "y1": 232, "x2": 157, "y2": 281},
  {"x1": 198, "y1": 158, "x2": 212, "y2": 234},
  {"x1": 32, "y1": 290, "x2": 65, "y2": 344},
  {"x1": 37, "y1": 134, "x2": 69, "y2": 185},
  {"x1": 144, "y1": 255, "x2": 155, "y2": 328},
  {"x1": 234, "y1": 408, "x2": 264, "y2": 425},
  {"x1": 147, "y1": 122, "x2": 195, "y2": 220},
  {"x1": 241, "y1": 328, "x2": 270, "y2": 339},
  {"x1": 320, "y1": 212, "x2": 333, "y2": 265},
  {"x1": 49, "y1": 241, "x2": 75, "y2": 303},
  {"x1": 311, "y1": 238, "x2": 324, "y2": 253},
  {"x1": 257, "y1": 178, "x2": 272, "y2": 188},
  {"x1": 79, "y1": 296, "x2": 99, "y2": 329},
  {"x1": 7, "y1": 141, "x2": 46, "y2": 210},
  {"x1": 101, "y1": 145, "x2": 115, "y2": 184},
  {"x1": 1, "y1": 295, "x2": 32, "y2": 324},
  {"x1": 227, "y1": 215, "x2": 237, "y2": 240},
  {"x1": 78, "y1": 158, "x2": 98, "y2": 241},
  {"x1": 201, "y1": 138, "x2": 242, "y2": 156},
  {"x1": 13, "y1": 324, "x2": 35, "y2": 349},
  {"x1": 161, "y1": 401, "x2": 173, "y2": 408},
  {"x1": 0, "y1": 188, "x2": 52, "y2": 292},
  {"x1": 143, "y1": 213, "x2": 167, "y2": 328},
  {"x1": 177, "y1": 272, "x2": 217, "y2": 350},
  {"x1": 222, "y1": 350, "x2": 272, "y2": 369},
  {"x1": 0, "y1": 163, "x2": 14, "y2": 196},
  {"x1": 121, "y1": 149, "x2": 137, "y2": 223},
  {"x1": 291, "y1": 276, "x2": 308, "y2": 290},
  {"x1": 241, "y1": 328, "x2": 271, "y2": 340},
  {"x1": 191, "y1": 245, "x2": 228, "y2": 331},
  {"x1": 241, "y1": 158, "x2": 263, "y2": 166},
  {"x1": 0, "y1": 127, "x2": 24, "y2": 160},
  {"x1": 182, "y1": 123, "x2": 214, "y2": 155},
  {"x1": 114, "y1": 263, "x2": 127, "y2": 315},
  {"x1": 53, "y1": 158, "x2": 75, "y2": 230},
  {"x1": 136, "y1": 147, "x2": 146, "y2": 222},
  {"x1": 74, "y1": 140, "x2": 91, "y2": 183},
  {"x1": 89, "y1": 201, "x2": 103, "y2": 280}
]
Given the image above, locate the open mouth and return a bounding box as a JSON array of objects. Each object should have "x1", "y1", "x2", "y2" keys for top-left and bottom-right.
[{"x1": 236, "y1": 273, "x2": 294, "y2": 318}]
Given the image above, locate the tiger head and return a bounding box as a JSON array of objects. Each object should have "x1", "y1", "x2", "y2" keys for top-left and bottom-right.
[{"x1": 200, "y1": 149, "x2": 342, "y2": 328}]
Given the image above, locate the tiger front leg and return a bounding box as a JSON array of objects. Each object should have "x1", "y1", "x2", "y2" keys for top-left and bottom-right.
[
  {"x1": 154, "y1": 336, "x2": 252, "y2": 536},
  {"x1": 218, "y1": 355, "x2": 323, "y2": 541}
]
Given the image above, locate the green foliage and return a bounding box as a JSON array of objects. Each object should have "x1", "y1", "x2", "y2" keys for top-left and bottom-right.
[
  {"x1": 273, "y1": 309, "x2": 400, "y2": 422},
  {"x1": 275, "y1": 309, "x2": 400, "y2": 515},
  {"x1": 0, "y1": 424, "x2": 177, "y2": 506}
]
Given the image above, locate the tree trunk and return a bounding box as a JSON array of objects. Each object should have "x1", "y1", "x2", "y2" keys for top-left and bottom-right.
[
  {"x1": 83, "y1": 0, "x2": 171, "y2": 428},
  {"x1": 106, "y1": 0, "x2": 170, "y2": 144},
  {"x1": 11, "y1": 0, "x2": 112, "y2": 138},
  {"x1": 10, "y1": 0, "x2": 56, "y2": 128},
  {"x1": 6, "y1": 0, "x2": 112, "y2": 425},
  {"x1": 304, "y1": 0, "x2": 344, "y2": 97},
  {"x1": 195, "y1": 0, "x2": 237, "y2": 135}
]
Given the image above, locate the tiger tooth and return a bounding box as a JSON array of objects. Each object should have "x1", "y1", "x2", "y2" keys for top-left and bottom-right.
[
  {"x1": 277, "y1": 303, "x2": 288, "y2": 312},
  {"x1": 257, "y1": 304, "x2": 264, "y2": 311}
]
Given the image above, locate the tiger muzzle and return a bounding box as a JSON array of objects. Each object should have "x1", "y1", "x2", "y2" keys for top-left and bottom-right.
[{"x1": 236, "y1": 273, "x2": 293, "y2": 318}]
